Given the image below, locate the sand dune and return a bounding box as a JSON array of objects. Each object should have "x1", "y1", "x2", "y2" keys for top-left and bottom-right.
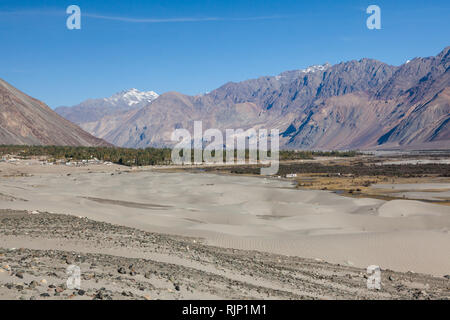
[
  {"x1": 0, "y1": 164, "x2": 449, "y2": 276},
  {"x1": 377, "y1": 200, "x2": 449, "y2": 217}
]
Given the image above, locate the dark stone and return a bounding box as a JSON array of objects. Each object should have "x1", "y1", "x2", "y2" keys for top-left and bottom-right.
[{"x1": 29, "y1": 280, "x2": 39, "y2": 289}]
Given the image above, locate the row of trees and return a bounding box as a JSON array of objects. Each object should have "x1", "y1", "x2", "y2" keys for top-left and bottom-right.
[
  {"x1": 279, "y1": 150, "x2": 360, "y2": 160},
  {"x1": 0, "y1": 145, "x2": 360, "y2": 167},
  {"x1": 0, "y1": 145, "x2": 172, "y2": 166}
]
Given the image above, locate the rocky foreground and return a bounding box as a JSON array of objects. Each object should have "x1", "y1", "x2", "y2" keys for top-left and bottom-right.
[{"x1": 0, "y1": 210, "x2": 448, "y2": 300}]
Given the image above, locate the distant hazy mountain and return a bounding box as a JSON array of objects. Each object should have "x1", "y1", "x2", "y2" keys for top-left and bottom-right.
[
  {"x1": 55, "y1": 88, "x2": 159, "y2": 124},
  {"x1": 0, "y1": 79, "x2": 110, "y2": 146},
  {"x1": 58, "y1": 47, "x2": 450, "y2": 150}
]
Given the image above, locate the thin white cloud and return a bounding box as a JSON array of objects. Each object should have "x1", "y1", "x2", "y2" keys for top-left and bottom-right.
[
  {"x1": 84, "y1": 13, "x2": 288, "y2": 23},
  {"x1": 84, "y1": 14, "x2": 221, "y2": 23},
  {"x1": 0, "y1": 9, "x2": 63, "y2": 16},
  {"x1": 0, "y1": 9, "x2": 289, "y2": 23}
]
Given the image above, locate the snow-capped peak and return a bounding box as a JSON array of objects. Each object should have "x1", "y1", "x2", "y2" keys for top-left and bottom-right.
[
  {"x1": 300, "y1": 63, "x2": 331, "y2": 74},
  {"x1": 276, "y1": 63, "x2": 331, "y2": 80},
  {"x1": 106, "y1": 88, "x2": 159, "y2": 106}
]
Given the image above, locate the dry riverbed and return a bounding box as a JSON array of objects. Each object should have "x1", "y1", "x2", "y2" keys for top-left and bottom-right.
[
  {"x1": 1, "y1": 210, "x2": 449, "y2": 300},
  {"x1": 0, "y1": 159, "x2": 449, "y2": 300}
]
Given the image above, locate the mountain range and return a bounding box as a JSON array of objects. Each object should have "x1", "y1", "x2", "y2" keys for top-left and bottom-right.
[
  {"x1": 55, "y1": 88, "x2": 158, "y2": 125},
  {"x1": 2, "y1": 47, "x2": 448, "y2": 150},
  {"x1": 0, "y1": 79, "x2": 110, "y2": 146},
  {"x1": 55, "y1": 47, "x2": 450, "y2": 150}
]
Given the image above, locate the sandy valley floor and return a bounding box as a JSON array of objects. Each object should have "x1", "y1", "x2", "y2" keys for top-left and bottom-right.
[{"x1": 0, "y1": 161, "x2": 449, "y2": 299}]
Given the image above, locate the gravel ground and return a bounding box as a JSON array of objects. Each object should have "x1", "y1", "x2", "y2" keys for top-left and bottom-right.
[{"x1": 0, "y1": 209, "x2": 448, "y2": 300}]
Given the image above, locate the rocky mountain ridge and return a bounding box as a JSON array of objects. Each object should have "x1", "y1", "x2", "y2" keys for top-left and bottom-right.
[{"x1": 57, "y1": 47, "x2": 450, "y2": 150}]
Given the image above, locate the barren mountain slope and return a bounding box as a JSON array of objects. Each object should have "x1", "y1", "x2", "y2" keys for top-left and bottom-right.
[
  {"x1": 0, "y1": 79, "x2": 110, "y2": 146},
  {"x1": 58, "y1": 47, "x2": 450, "y2": 150}
]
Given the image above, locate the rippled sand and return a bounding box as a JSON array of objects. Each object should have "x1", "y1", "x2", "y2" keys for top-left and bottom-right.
[{"x1": 0, "y1": 163, "x2": 449, "y2": 275}]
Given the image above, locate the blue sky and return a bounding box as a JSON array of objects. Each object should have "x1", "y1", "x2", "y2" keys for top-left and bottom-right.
[{"x1": 0, "y1": 0, "x2": 449, "y2": 108}]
